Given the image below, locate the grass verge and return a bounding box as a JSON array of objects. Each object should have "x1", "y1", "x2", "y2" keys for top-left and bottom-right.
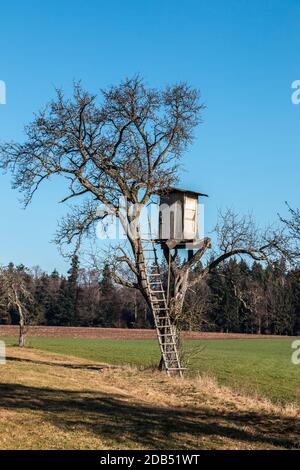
[{"x1": 0, "y1": 346, "x2": 300, "y2": 450}]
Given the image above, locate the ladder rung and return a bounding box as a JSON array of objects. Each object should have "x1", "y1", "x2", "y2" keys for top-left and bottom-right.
[{"x1": 140, "y1": 233, "x2": 184, "y2": 375}]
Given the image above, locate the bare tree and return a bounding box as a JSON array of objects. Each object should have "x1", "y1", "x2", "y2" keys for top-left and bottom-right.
[
  {"x1": 0, "y1": 265, "x2": 33, "y2": 347},
  {"x1": 280, "y1": 203, "x2": 300, "y2": 259},
  {"x1": 181, "y1": 280, "x2": 212, "y2": 331},
  {"x1": 229, "y1": 275, "x2": 267, "y2": 334},
  {"x1": 0, "y1": 77, "x2": 288, "y2": 366}
]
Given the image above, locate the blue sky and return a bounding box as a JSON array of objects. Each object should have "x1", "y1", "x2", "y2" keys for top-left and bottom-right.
[{"x1": 0, "y1": 0, "x2": 300, "y2": 273}]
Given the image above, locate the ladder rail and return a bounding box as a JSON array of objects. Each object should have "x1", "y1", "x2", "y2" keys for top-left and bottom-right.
[{"x1": 140, "y1": 232, "x2": 183, "y2": 377}]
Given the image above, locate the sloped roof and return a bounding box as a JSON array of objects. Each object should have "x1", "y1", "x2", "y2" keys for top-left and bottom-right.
[{"x1": 157, "y1": 186, "x2": 208, "y2": 197}]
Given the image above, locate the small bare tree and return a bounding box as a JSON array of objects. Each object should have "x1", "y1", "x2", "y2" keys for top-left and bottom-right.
[{"x1": 0, "y1": 265, "x2": 33, "y2": 347}]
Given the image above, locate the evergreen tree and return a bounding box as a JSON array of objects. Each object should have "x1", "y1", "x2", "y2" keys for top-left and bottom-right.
[
  {"x1": 96, "y1": 264, "x2": 121, "y2": 326},
  {"x1": 67, "y1": 254, "x2": 79, "y2": 325}
]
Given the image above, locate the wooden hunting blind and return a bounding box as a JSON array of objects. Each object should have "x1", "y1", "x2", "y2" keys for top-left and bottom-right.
[
  {"x1": 140, "y1": 186, "x2": 208, "y2": 377},
  {"x1": 158, "y1": 187, "x2": 208, "y2": 247}
]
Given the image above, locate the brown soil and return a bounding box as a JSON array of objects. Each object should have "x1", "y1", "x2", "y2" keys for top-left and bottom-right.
[{"x1": 0, "y1": 325, "x2": 291, "y2": 340}]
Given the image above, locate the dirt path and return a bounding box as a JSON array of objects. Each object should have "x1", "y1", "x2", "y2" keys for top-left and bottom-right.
[{"x1": 0, "y1": 325, "x2": 291, "y2": 340}]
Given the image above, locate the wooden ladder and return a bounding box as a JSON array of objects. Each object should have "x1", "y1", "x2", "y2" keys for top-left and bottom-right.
[{"x1": 140, "y1": 238, "x2": 184, "y2": 377}]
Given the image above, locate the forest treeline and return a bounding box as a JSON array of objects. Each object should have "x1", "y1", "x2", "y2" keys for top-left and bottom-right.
[{"x1": 1, "y1": 255, "x2": 300, "y2": 335}]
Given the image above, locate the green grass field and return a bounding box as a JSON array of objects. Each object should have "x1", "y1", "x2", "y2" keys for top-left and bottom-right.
[{"x1": 1, "y1": 336, "x2": 299, "y2": 404}]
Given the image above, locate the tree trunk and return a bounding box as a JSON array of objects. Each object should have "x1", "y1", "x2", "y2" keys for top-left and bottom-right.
[
  {"x1": 162, "y1": 269, "x2": 189, "y2": 364},
  {"x1": 257, "y1": 316, "x2": 261, "y2": 335},
  {"x1": 17, "y1": 303, "x2": 26, "y2": 348},
  {"x1": 19, "y1": 318, "x2": 25, "y2": 347},
  {"x1": 158, "y1": 356, "x2": 165, "y2": 371}
]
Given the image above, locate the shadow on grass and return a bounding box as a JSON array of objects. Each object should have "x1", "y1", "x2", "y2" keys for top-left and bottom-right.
[
  {"x1": 0, "y1": 380, "x2": 299, "y2": 449},
  {"x1": 6, "y1": 355, "x2": 113, "y2": 371}
]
